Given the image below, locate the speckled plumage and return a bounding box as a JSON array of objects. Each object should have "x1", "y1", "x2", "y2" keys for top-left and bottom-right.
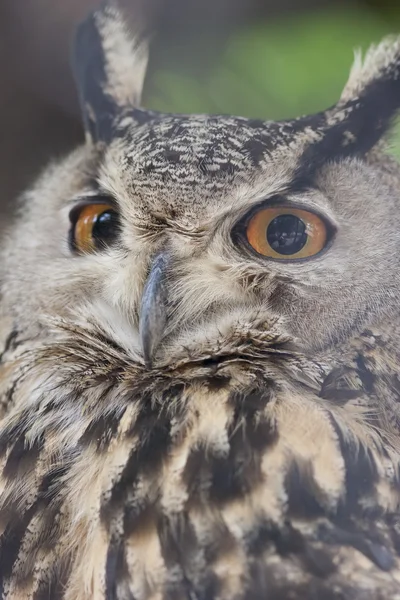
[{"x1": 1, "y1": 2, "x2": 400, "y2": 599}]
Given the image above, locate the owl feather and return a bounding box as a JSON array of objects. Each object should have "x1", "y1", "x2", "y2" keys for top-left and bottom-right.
[{"x1": 1, "y1": 1, "x2": 400, "y2": 598}]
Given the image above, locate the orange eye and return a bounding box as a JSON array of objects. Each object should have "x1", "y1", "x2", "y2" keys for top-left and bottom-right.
[
  {"x1": 71, "y1": 203, "x2": 120, "y2": 254},
  {"x1": 245, "y1": 206, "x2": 328, "y2": 259}
]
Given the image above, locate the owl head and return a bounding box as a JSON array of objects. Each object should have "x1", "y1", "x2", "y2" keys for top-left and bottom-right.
[{"x1": 2, "y1": 3, "x2": 400, "y2": 379}]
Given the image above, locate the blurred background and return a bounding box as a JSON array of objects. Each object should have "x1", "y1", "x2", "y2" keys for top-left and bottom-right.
[{"x1": 0, "y1": 0, "x2": 399, "y2": 226}]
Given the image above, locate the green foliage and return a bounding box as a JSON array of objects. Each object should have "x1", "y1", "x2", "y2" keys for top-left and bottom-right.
[{"x1": 146, "y1": 6, "x2": 400, "y2": 154}]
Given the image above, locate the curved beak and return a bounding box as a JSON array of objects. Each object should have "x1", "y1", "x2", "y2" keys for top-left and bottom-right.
[{"x1": 139, "y1": 253, "x2": 169, "y2": 368}]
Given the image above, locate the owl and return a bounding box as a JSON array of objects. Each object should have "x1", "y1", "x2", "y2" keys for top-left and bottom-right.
[{"x1": 1, "y1": 2, "x2": 400, "y2": 599}]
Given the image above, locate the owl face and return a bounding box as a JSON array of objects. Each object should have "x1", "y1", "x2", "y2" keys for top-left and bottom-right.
[
  {"x1": 2, "y1": 115, "x2": 400, "y2": 375},
  {"x1": 2, "y1": 8, "x2": 400, "y2": 377}
]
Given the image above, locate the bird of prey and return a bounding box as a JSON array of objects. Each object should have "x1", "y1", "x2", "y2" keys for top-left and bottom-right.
[{"x1": 0, "y1": 2, "x2": 400, "y2": 598}]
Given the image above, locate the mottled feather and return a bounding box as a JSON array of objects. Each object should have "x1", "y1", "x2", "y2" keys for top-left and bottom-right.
[{"x1": 1, "y1": 1, "x2": 400, "y2": 598}]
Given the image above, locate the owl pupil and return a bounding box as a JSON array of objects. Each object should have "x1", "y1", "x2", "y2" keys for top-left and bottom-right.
[
  {"x1": 266, "y1": 214, "x2": 307, "y2": 255},
  {"x1": 92, "y1": 210, "x2": 120, "y2": 249}
]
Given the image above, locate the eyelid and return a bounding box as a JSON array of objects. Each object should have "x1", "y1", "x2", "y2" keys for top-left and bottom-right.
[
  {"x1": 68, "y1": 195, "x2": 119, "y2": 224},
  {"x1": 239, "y1": 196, "x2": 333, "y2": 225}
]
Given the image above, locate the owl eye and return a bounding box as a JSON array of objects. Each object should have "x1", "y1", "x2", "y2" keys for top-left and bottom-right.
[
  {"x1": 244, "y1": 206, "x2": 328, "y2": 260},
  {"x1": 70, "y1": 202, "x2": 120, "y2": 254}
]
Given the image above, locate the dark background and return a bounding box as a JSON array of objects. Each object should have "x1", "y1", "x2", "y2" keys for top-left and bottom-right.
[{"x1": 0, "y1": 0, "x2": 399, "y2": 225}]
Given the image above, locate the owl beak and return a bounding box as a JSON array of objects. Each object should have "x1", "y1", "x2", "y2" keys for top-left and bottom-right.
[{"x1": 139, "y1": 253, "x2": 168, "y2": 368}]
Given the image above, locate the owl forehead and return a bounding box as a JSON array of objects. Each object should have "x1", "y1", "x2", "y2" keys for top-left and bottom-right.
[
  {"x1": 101, "y1": 112, "x2": 324, "y2": 219},
  {"x1": 114, "y1": 113, "x2": 320, "y2": 173}
]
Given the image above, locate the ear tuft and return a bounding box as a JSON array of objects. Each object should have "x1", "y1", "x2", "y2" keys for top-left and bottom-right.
[
  {"x1": 94, "y1": 3, "x2": 149, "y2": 109},
  {"x1": 73, "y1": 1, "x2": 149, "y2": 144},
  {"x1": 292, "y1": 37, "x2": 400, "y2": 181},
  {"x1": 341, "y1": 36, "x2": 400, "y2": 103},
  {"x1": 321, "y1": 35, "x2": 400, "y2": 158}
]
